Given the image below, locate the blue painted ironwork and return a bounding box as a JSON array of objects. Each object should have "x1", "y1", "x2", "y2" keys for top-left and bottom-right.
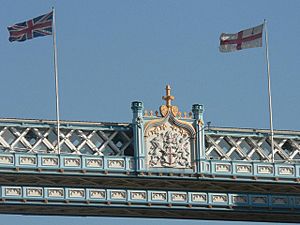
[
  {"x1": 0, "y1": 185, "x2": 299, "y2": 210},
  {"x1": 0, "y1": 87, "x2": 299, "y2": 222}
]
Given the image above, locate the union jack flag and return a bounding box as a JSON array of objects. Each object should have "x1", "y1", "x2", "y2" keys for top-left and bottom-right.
[{"x1": 8, "y1": 11, "x2": 53, "y2": 42}]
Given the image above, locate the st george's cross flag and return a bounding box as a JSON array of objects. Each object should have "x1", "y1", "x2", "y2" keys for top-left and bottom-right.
[
  {"x1": 219, "y1": 24, "x2": 263, "y2": 52},
  {"x1": 7, "y1": 11, "x2": 53, "y2": 42}
]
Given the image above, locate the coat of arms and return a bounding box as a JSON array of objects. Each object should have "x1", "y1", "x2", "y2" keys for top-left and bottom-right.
[
  {"x1": 147, "y1": 123, "x2": 191, "y2": 168},
  {"x1": 144, "y1": 85, "x2": 195, "y2": 169}
]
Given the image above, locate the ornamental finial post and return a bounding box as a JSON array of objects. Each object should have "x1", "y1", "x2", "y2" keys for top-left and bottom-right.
[{"x1": 162, "y1": 84, "x2": 174, "y2": 108}]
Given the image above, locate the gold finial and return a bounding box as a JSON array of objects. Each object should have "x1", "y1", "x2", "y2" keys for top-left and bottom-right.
[
  {"x1": 160, "y1": 85, "x2": 178, "y2": 117},
  {"x1": 162, "y1": 85, "x2": 174, "y2": 108}
]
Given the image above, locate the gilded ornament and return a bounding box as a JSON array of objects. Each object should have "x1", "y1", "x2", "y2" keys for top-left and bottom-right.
[
  {"x1": 160, "y1": 105, "x2": 169, "y2": 117},
  {"x1": 144, "y1": 85, "x2": 196, "y2": 169}
]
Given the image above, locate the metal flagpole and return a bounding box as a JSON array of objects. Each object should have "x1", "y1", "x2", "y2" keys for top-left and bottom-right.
[
  {"x1": 264, "y1": 19, "x2": 274, "y2": 163},
  {"x1": 52, "y1": 7, "x2": 61, "y2": 154}
]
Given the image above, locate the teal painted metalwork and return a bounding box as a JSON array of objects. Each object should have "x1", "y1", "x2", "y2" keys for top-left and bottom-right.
[
  {"x1": 0, "y1": 100, "x2": 300, "y2": 222},
  {"x1": 131, "y1": 101, "x2": 145, "y2": 171},
  {"x1": 0, "y1": 185, "x2": 299, "y2": 210}
]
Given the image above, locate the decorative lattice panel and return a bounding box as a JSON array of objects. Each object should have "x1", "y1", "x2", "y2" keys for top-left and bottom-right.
[
  {"x1": 0, "y1": 120, "x2": 133, "y2": 156},
  {"x1": 205, "y1": 128, "x2": 300, "y2": 162}
]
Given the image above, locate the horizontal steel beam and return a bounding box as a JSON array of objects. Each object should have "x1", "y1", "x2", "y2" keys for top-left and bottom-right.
[
  {"x1": 0, "y1": 153, "x2": 300, "y2": 184},
  {"x1": 0, "y1": 185, "x2": 299, "y2": 222}
]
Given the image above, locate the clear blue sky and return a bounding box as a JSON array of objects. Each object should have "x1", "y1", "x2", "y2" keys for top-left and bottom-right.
[{"x1": 0, "y1": 0, "x2": 299, "y2": 224}]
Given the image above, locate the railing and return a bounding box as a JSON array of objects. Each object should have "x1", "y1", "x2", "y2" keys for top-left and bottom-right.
[
  {"x1": 206, "y1": 127, "x2": 300, "y2": 163},
  {"x1": 0, "y1": 153, "x2": 135, "y2": 174},
  {"x1": 0, "y1": 118, "x2": 133, "y2": 156},
  {"x1": 1, "y1": 119, "x2": 300, "y2": 171}
]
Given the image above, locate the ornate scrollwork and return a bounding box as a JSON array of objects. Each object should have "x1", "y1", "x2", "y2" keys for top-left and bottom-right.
[
  {"x1": 147, "y1": 122, "x2": 191, "y2": 168},
  {"x1": 144, "y1": 85, "x2": 195, "y2": 169}
]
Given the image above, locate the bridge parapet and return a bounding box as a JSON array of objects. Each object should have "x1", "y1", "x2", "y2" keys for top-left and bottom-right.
[
  {"x1": 0, "y1": 85, "x2": 300, "y2": 182},
  {"x1": 0, "y1": 86, "x2": 300, "y2": 222},
  {"x1": 0, "y1": 118, "x2": 134, "y2": 156},
  {"x1": 206, "y1": 127, "x2": 300, "y2": 162}
]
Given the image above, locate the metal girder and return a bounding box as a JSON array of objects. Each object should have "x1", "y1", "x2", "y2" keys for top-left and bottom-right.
[{"x1": 0, "y1": 201, "x2": 299, "y2": 222}]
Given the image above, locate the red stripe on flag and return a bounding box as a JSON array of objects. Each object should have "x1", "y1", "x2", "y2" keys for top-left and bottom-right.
[
  {"x1": 220, "y1": 32, "x2": 262, "y2": 46},
  {"x1": 9, "y1": 21, "x2": 52, "y2": 36}
]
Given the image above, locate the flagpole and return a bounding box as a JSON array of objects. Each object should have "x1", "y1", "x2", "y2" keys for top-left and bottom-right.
[
  {"x1": 52, "y1": 7, "x2": 61, "y2": 154},
  {"x1": 264, "y1": 19, "x2": 274, "y2": 163}
]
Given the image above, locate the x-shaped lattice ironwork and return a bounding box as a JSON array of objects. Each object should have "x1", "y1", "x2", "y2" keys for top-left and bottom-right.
[
  {"x1": 0, "y1": 126, "x2": 133, "y2": 156},
  {"x1": 205, "y1": 134, "x2": 300, "y2": 162}
]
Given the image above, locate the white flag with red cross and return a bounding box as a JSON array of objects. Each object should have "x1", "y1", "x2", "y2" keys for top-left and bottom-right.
[{"x1": 219, "y1": 24, "x2": 264, "y2": 53}]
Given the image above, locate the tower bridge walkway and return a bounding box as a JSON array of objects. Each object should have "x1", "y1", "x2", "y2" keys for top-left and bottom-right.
[{"x1": 0, "y1": 86, "x2": 299, "y2": 222}]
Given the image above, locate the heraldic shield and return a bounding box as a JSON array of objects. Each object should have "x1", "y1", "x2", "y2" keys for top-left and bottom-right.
[{"x1": 144, "y1": 85, "x2": 196, "y2": 170}]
